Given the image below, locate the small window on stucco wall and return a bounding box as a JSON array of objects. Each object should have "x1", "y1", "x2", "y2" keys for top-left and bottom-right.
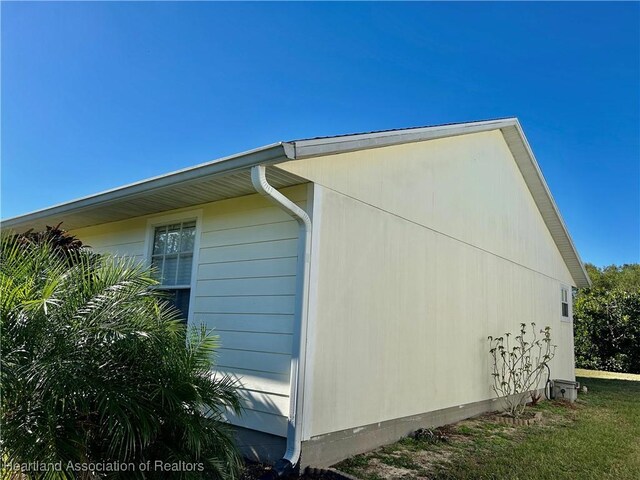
[{"x1": 561, "y1": 286, "x2": 570, "y2": 319}]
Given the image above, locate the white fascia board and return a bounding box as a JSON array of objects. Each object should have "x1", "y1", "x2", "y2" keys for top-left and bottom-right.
[
  {"x1": 509, "y1": 121, "x2": 591, "y2": 288},
  {"x1": 288, "y1": 118, "x2": 519, "y2": 159},
  {"x1": 1, "y1": 143, "x2": 291, "y2": 229}
]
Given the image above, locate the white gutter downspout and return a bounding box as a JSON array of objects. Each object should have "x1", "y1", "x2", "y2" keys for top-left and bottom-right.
[{"x1": 251, "y1": 165, "x2": 312, "y2": 477}]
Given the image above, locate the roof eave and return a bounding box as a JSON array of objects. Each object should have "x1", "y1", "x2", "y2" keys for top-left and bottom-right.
[
  {"x1": 1, "y1": 142, "x2": 294, "y2": 230},
  {"x1": 509, "y1": 120, "x2": 592, "y2": 288},
  {"x1": 290, "y1": 118, "x2": 520, "y2": 158}
]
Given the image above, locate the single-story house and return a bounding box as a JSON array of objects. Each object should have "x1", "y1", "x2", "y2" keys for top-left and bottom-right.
[{"x1": 2, "y1": 118, "x2": 590, "y2": 472}]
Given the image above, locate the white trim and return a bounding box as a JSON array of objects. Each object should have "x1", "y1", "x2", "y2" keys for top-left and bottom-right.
[
  {"x1": 290, "y1": 118, "x2": 513, "y2": 159},
  {"x1": 301, "y1": 183, "x2": 323, "y2": 441},
  {"x1": 143, "y1": 209, "x2": 203, "y2": 326}
]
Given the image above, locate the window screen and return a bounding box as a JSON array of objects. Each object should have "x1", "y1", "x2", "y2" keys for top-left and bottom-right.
[
  {"x1": 151, "y1": 221, "x2": 196, "y2": 286},
  {"x1": 151, "y1": 220, "x2": 196, "y2": 322}
]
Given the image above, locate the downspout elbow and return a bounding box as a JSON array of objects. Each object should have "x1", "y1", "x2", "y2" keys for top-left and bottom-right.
[{"x1": 251, "y1": 165, "x2": 312, "y2": 231}]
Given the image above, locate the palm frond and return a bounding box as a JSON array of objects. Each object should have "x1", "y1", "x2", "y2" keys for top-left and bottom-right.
[{"x1": 1, "y1": 232, "x2": 243, "y2": 480}]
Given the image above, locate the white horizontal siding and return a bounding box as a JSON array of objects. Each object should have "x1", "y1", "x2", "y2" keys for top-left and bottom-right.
[
  {"x1": 224, "y1": 408, "x2": 289, "y2": 437},
  {"x1": 196, "y1": 313, "x2": 294, "y2": 334},
  {"x1": 238, "y1": 389, "x2": 290, "y2": 416},
  {"x1": 199, "y1": 239, "x2": 299, "y2": 264},
  {"x1": 215, "y1": 331, "x2": 293, "y2": 355},
  {"x1": 194, "y1": 295, "x2": 296, "y2": 315},
  {"x1": 70, "y1": 184, "x2": 309, "y2": 437},
  {"x1": 215, "y1": 349, "x2": 291, "y2": 376},
  {"x1": 71, "y1": 216, "x2": 147, "y2": 262},
  {"x1": 194, "y1": 185, "x2": 306, "y2": 435},
  {"x1": 198, "y1": 257, "x2": 298, "y2": 280},
  {"x1": 216, "y1": 367, "x2": 290, "y2": 396},
  {"x1": 201, "y1": 208, "x2": 297, "y2": 232},
  {"x1": 197, "y1": 276, "x2": 296, "y2": 296},
  {"x1": 201, "y1": 221, "x2": 298, "y2": 247}
]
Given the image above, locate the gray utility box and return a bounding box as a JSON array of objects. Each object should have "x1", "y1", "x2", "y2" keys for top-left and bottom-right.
[{"x1": 551, "y1": 379, "x2": 580, "y2": 402}]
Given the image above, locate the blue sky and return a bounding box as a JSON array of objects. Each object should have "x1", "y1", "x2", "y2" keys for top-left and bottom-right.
[{"x1": 2, "y1": 2, "x2": 638, "y2": 266}]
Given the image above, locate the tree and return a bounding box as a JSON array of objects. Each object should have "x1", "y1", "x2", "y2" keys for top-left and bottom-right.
[
  {"x1": 1, "y1": 232, "x2": 243, "y2": 479},
  {"x1": 574, "y1": 263, "x2": 640, "y2": 374},
  {"x1": 584, "y1": 263, "x2": 640, "y2": 292}
]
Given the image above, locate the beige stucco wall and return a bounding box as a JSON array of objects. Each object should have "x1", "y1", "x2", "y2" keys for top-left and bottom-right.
[
  {"x1": 278, "y1": 130, "x2": 577, "y2": 439},
  {"x1": 71, "y1": 184, "x2": 310, "y2": 437}
]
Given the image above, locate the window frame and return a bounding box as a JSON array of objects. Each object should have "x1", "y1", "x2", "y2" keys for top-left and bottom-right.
[
  {"x1": 560, "y1": 285, "x2": 571, "y2": 322},
  {"x1": 144, "y1": 209, "x2": 202, "y2": 325}
]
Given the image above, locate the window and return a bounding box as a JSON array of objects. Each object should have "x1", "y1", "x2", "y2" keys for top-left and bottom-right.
[
  {"x1": 561, "y1": 286, "x2": 570, "y2": 319},
  {"x1": 151, "y1": 220, "x2": 196, "y2": 321}
]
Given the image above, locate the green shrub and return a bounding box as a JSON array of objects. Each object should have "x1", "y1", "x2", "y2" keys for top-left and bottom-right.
[
  {"x1": 573, "y1": 263, "x2": 640, "y2": 374},
  {"x1": 0, "y1": 233, "x2": 243, "y2": 479}
]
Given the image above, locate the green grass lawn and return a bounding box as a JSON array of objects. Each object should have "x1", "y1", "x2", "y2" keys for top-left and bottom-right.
[{"x1": 335, "y1": 373, "x2": 640, "y2": 479}]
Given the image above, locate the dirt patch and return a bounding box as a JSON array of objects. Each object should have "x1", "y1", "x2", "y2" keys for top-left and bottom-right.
[
  {"x1": 411, "y1": 448, "x2": 458, "y2": 473},
  {"x1": 241, "y1": 462, "x2": 271, "y2": 480},
  {"x1": 241, "y1": 462, "x2": 354, "y2": 480},
  {"x1": 367, "y1": 457, "x2": 417, "y2": 479}
]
